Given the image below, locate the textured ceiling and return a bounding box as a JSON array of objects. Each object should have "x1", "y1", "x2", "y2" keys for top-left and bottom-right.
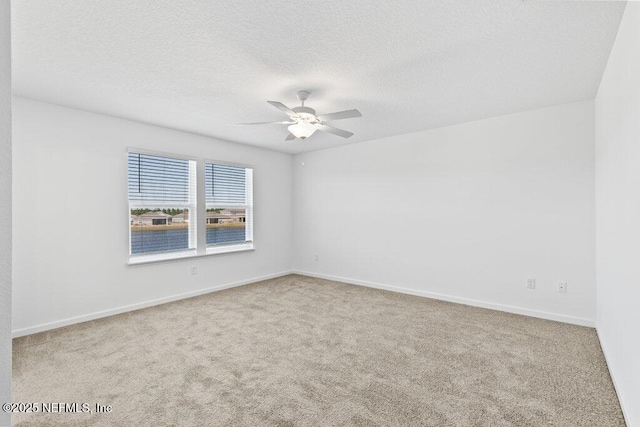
[{"x1": 12, "y1": 1, "x2": 625, "y2": 154}]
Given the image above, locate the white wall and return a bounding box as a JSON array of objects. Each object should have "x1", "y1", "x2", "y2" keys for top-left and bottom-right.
[
  {"x1": 0, "y1": 1, "x2": 12, "y2": 425},
  {"x1": 294, "y1": 101, "x2": 596, "y2": 326},
  {"x1": 12, "y1": 98, "x2": 293, "y2": 335},
  {"x1": 595, "y1": 3, "x2": 640, "y2": 425}
]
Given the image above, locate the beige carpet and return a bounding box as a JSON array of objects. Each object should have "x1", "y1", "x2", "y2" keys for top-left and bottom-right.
[{"x1": 12, "y1": 274, "x2": 624, "y2": 426}]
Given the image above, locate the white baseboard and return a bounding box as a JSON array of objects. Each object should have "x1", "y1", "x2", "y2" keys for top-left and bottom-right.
[
  {"x1": 12, "y1": 270, "x2": 293, "y2": 338},
  {"x1": 596, "y1": 327, "x2": 631, "y2": 427},
  {"x1": 14, "y1": 269, "x2": 596, "y2": 335},
  {"x1": 293, "y1": 270, "x2": 596, "y2": 328}
]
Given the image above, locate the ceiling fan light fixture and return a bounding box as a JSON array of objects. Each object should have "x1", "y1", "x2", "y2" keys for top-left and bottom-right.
[{"x1": 288, "y1": 122, "x2": 317, "y2": 139}]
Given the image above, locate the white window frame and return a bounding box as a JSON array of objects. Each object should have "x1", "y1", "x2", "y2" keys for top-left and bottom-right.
[{"x1": 127, "y1": 149, "x2": 254, "y2": 265}]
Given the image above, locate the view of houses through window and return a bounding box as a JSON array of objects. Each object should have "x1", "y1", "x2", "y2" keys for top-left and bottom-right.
[{"x1": 129, "y1": 208, "x2": 192, "y2": 255}]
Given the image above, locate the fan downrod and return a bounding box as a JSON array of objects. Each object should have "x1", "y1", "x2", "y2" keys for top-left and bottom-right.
[{"x1": 296, "y1": 90, "x2": 310, "y2": 106}]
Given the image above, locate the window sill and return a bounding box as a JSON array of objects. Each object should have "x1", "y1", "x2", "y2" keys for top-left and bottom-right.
[
  {"x1": 128, "y1": 243, "x2": 254, "y2": 266},
  {"x1": 206, "y1": 242, "x2": 254, "y2": 256}
]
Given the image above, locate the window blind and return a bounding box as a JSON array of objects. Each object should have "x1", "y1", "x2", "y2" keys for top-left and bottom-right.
[
  {"x1": 128, "y1": 153, "x2": 191, "y2": 205},
  {"x1": 205, "y1": 163, "x2": 247, "y2": 207}
]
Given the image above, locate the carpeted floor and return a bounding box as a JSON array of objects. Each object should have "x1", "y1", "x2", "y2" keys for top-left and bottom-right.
[{"x1": 12, "y1": 274, "x2": 624, "y2": 426}]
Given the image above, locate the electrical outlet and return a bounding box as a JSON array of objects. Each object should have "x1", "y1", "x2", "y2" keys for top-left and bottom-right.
[
  {"x1": 557, "y1": 281, "x2": 567, "y2": 293},
  {"x1": 527, "y1": 278, "x2": 536, "y2": 289},
  {"x1": 190, "y1": 266, "x2": 198, "y2": 275}
]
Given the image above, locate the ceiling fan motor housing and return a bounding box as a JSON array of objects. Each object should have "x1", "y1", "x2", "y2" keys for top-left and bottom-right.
[{"x1": 292, "y1": 106, "x2": 317, "y2": 117}]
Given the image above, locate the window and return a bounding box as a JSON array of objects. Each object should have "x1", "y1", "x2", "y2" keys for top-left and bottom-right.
[
  {"x1": 128, "y1": 152, "x2": 197, "y2": 257},
  {"x1": 127, "y1": 151, "x2": 253, "y2": 264},
  {"x1": 205, "y1": 163, "x2": 253, "y2": 247}
]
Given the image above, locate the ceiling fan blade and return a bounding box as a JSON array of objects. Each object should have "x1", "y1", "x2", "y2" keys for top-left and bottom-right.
[
  {"x1": 285, "y1": 133, "x2": 296, "y2": 141},
  {"x1": 238, "y1": 121, "x2": 293, "y2": 126},
  {"x1": 317, "y1": 124, "x2": 354, "y2": 138},
  {"x1": 317, "y1": 109, "x2": 362, "y2": 121},
  {"x1": 267, "y1": 101, "x2": 297, "y2": 116}
]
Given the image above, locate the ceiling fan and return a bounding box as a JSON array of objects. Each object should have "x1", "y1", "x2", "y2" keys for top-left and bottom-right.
[{"x1": 239, "y1": 90, "x2": 362, "y2": 141}]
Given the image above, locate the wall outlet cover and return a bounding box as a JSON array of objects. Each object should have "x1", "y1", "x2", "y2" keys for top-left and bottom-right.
[{"x1": 557, "y1": 281, "x2": 567, "y2": 293}]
